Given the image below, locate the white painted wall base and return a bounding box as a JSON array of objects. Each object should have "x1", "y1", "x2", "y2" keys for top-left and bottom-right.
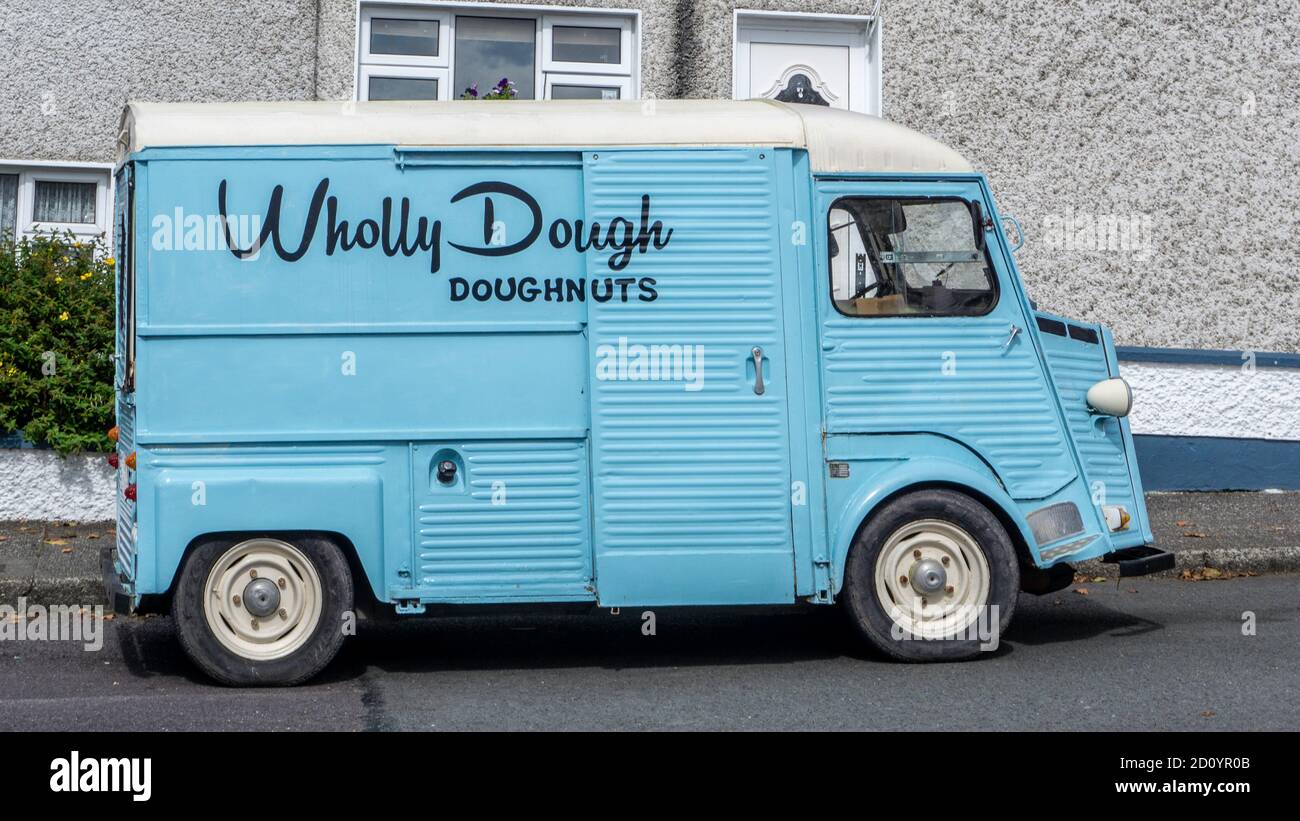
[
  {"x1": 1120, "y1": 362, "x2": 1300, "y2": 441},
  {"x1": 0, "y1": 449, "x2": 115, "y2": 522}
]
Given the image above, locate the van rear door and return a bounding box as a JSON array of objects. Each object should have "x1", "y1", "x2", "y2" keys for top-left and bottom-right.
[{"x1": 112, "y1": 161, "x2": 137, "y2": 591}]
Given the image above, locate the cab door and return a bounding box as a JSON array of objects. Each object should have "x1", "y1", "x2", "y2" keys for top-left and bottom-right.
[
  {"x1": 815, "y1": 179, "x2": 1078, "y2": 501},
  {"x1": 585, "y1": 149, "x2": 797, "y2": 605}
]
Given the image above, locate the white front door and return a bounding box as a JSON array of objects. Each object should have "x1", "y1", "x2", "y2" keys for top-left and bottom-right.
[{"x1": 734, "y1": 13, "x2": 877, "y2": 114}]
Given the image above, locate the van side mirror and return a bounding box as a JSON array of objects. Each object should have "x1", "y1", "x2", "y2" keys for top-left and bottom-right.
[{"x1": 1002, "y1": 215, "x2": 1025, "y2": 252}]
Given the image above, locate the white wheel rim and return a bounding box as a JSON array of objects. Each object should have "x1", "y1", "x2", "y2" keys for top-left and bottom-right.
[
  {"x1": 203, "y1": 539, "x2": 323, "y2": 661},
  {"x1": 873, "y1": 519, "x2": 990, "y2": 640}
]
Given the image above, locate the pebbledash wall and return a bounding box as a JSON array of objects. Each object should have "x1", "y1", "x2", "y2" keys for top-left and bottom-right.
[{"x1": 1, "y1": 0, "x2": 1298, "y2": 520}]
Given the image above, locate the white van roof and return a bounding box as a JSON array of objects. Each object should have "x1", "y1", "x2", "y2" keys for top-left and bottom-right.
[{"x1": 118, "y1": 99, "x2": 973, "y2": 174}]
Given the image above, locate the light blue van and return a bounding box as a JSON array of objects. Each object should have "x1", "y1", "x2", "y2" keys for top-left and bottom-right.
[{"x1": 105, "y1": 100, "x2": 1169, "y2": 684}]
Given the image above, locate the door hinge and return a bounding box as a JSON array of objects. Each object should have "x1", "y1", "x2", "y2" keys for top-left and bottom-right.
[{"x1": 812, "y1": 554, "x2": 833, "y2": 603}]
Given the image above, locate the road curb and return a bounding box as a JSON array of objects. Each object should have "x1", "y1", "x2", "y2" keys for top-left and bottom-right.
[
  {"x1": 1075, "y1": 545, "x2": 1300, "y2": 579},
  {"x1": 0, "y1": 521, "x2": 113, "y2": 609}
]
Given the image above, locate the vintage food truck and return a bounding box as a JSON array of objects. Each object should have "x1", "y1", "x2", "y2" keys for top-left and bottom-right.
[{"x1": 106, "y1": 100, "x2": 1169, "y2": 685}]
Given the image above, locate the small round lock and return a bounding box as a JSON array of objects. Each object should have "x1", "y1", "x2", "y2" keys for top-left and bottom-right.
[{"x1": 436, "y1": 460, "x2": 458, "y2": 485}]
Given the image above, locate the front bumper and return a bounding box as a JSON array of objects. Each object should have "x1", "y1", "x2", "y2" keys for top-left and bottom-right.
[
  {"x1": 1100, "y1": 545, "x2": 1175, "y2": 577},
  {"x1": 100, "y1": 546, "x2": 134, "y2": 615}
]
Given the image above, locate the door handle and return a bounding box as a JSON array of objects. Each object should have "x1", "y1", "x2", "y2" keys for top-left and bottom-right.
[
  {"x1": 1002, "y1": 324, "x2": 1021, "y2": 353},
  {"x1": 751, "y1": 347, "x2": 765, "y2": 395}
]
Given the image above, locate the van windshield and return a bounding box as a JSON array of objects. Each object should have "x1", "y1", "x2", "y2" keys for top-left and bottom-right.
[{"x1": 828, "y1": 197, "x2": 996, "y2": 317}]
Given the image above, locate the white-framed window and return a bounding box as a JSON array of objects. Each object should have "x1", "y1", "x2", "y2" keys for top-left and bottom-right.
[
  {"x1": 361, "y1": 8, "x2": 451, "y2": 67},
  {"x1": 356, "y1": 2, "x2": 639, "y2": 102},
  {"x1": 0, "y1": 161, "x2": 112, "y2": 242},
  {"x1": 541, "y1": 13, "x2": 633, "y2": 75},
  {"x1": 361, "y1": 63, "x2": 448, "y2": 100},
  {"x1": 543, "y1": 72, "x2": 631, "y2": 101}
]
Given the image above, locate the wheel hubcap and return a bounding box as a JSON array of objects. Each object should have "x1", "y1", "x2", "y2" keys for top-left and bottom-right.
[
  {"x1": 203, "y1": 539, "x2": 323, "y2": 661},
  {"x1": 241, "y1": 577, "x2": 281, "y2": 618},
  {"x1": 909, "y1": 558, "x2": 947, "y2": 596},
  {"x1": 873, "y1": 519, "x2": 990, "y2": 640}
]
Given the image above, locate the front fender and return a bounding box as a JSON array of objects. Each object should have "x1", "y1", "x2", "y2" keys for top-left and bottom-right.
[{"x1": 825, "y1": 435, "x2": 1037, "y2": 594}]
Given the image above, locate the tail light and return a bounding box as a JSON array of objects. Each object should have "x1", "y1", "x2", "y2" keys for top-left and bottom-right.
[
  {"x1": 124, "y1": 483, "x2": 137, "y2": 501},
  {"x1": 106, "y1": 452, "x2": 120, "y2": 469}
]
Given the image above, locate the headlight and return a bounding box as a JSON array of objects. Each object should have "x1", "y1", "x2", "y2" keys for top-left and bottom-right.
[{"x1": 1086, "y1": 377, "x2": 1133, "y2": 417}]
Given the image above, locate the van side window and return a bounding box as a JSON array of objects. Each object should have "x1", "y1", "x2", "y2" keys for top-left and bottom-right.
[{"x1": 827, "y1": 197, "x2": 997, "y2": 317}]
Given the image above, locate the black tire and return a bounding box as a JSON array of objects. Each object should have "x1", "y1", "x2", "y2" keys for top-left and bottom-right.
[
  {"x1": 172, "y1": 534, "x2": 353, "y2": 686},
  {"x1": 842, "y1": 489, "x2": 1019, "y2": 661}
]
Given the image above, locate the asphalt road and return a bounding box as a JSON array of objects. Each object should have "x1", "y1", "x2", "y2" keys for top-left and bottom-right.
[{"x1": 2, "y1": 575, "x2": 1297, "y2": 731}]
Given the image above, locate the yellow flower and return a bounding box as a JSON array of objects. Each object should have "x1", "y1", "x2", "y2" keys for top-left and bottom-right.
[
  {"x1": 105, "y1": 257, "x2": 116, "y2": 268},
  {"x1": 5, "y1": 367, "x2": 16, "y2": 377},
  {"x1": 54, "y1": 276, "x2": 63, "y2": 283},
  {"x1": 80, "y1": 272, "x2": 92, "y2": 281},
  {"x1": 58, "y1": 311, "x2": 70, "y2": 321}
]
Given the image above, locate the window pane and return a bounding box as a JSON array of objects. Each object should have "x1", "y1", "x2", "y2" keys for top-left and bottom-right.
[
  {"x1": 828, "y1": 198, "x2": 995, "y2": 317},
  {"x1": 368, "y1": 76, "x2": 439, "y2": 101},
  {"x1": 33, "y1": 180, "x2": 96, "y2": 224},
  {"x1": 455, "y1": 16, "x2": 535, "y2": 100},
  {"x1": 550, "y1": 84, "x2": 620, "y2": 100},
  {"x1": 370, "y1": 18, "x2": 439, "y2": 56},
  {"x1": 551, "y1": 25, "x2": 620, "y2": 64},
  {"x1": 0, "y1": 174, "x2": 16, "y2": 238}
]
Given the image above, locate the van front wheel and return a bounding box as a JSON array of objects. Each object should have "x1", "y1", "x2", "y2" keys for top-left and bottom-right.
[
  {"x1": 843, "y1": 490, "x2": 1018, "y2": 661},
  {"x1": 172, "y1": 535, "x2": 353, "y2": 686}
]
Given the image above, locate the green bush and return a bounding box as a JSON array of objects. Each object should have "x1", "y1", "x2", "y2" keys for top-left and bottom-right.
[{"x1": 0, "y1": 233, "x2": 116, "y2": 454}]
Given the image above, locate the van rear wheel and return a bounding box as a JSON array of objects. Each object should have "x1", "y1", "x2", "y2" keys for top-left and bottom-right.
[
  {"x1": 842, "y1": 489, "x2": 1018, "y2": 661},
  {"x1": 172, "y1": 535, "x2": 352, "y2": 686}
]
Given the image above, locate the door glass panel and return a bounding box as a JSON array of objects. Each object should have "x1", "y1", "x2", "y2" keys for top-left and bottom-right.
[
  {"x1": 368, "y1": 76, "x2": 439, "y2": 101},
  {"x1": 827, "y1": 197, "x2": 996, "y2": 317},
  {"x1": 455, "y1": 16, "x2": 536, "y2": 100},
  {"x1": 552, "y1": 25, "x2": 620, "y2": 64},
  {"x1": 550, "y1": 84, "x2": 620, "y2": 100},
  {"x1": 370, "y1": 18, "x2": 439, "y2": 56},
  {"x1": 0, "y1": 173, "x2": 16, "y2": 238},
  {"x1": 33, "y1": 180, "x2": 96, "y2": 224}
]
